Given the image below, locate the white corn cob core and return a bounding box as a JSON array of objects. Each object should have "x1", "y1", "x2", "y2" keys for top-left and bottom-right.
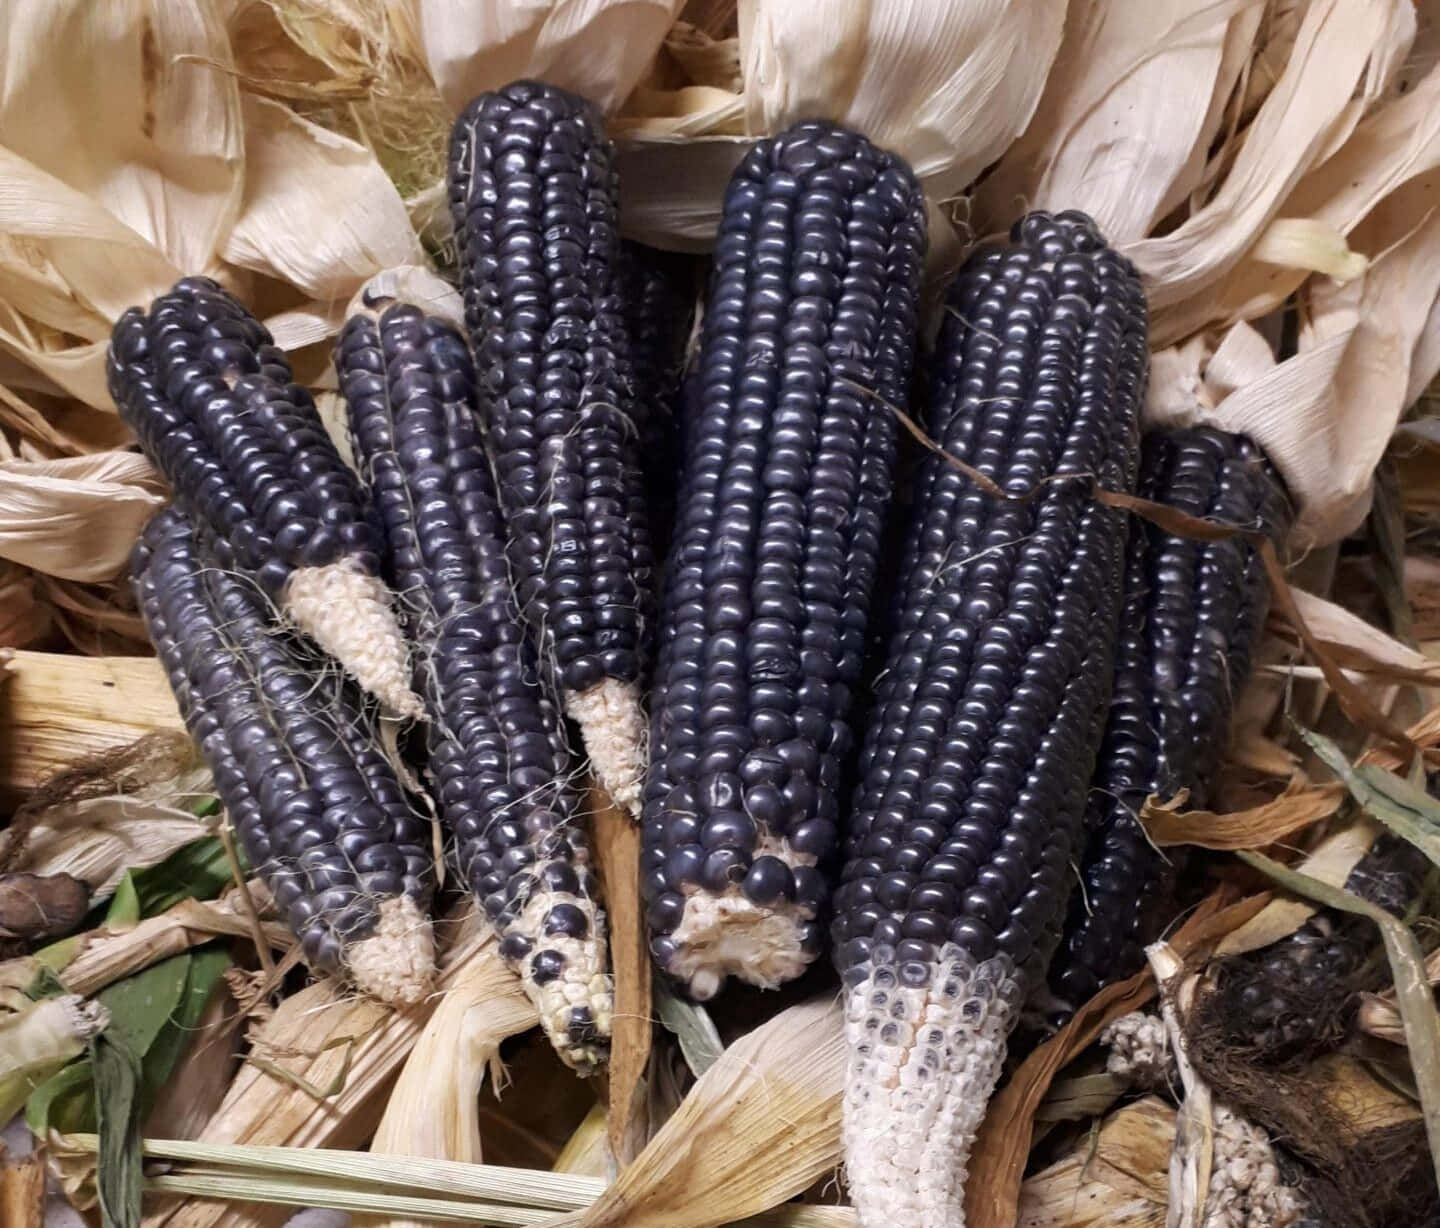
[
  {"x1": 843, "y1": 945, "x2": 1021, "y2": 1228},
  {"x1": 566, "y1": 679, "x2": 646, "y2": 817},
  {"x1": 284, "y1": 558, "x2": 425, "y2": 721},
  {"x1": 512, "y1": 888, "x2": 614, "y2": 1072},
  {"x1": 345, "y1": 895, "x2": 436, "y2": 1007}
]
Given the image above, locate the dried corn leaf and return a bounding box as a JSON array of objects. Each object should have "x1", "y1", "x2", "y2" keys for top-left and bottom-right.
[
  {"x1": 1017, "y1": 1096, "x2": 1172, "y2": 1227},
  {"x1": 1282, "y1": 586, "x2": 1440, "y2": 685},
  {"x1": 222, "y1": 95, "x2": 421, "y2": 301},
  {"x1": 974, "y1": 0, "x2": 1254, "y2": 244},
  {"x1": 155, "y1": 916, "x2": 534, "y2": 1228},
  {"x1": 0, "y1": 452, "x2": 163, "y2": 582},
  {"x1": 0, "y1": 563, "x2": 52, "y2": 650},
  {"x1": 1132, "y1": 0, "x2": 1407, "y2": 343},
  {"x1": 965, "y1": 891, "x2": 1266, "y2": 1228},
  {"x1": 579, "y1": 994, "x2": 843, "y2": 1228},
  {"x1": 0, "y1": 652, "x2": 183, "y2": 806},
  {"x1": 416, "y1": 0, "x2": 686, "y2": 115},
  {"x1": 363, "y1": 937, "x2": 538, "y2": 1228},
  {"x1": 1139, "y1": 781, "x2": 1344, "y2": 850}
]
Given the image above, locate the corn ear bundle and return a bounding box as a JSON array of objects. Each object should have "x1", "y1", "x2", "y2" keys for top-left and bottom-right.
[
  {"x1": 1043, "y1": 427, "x2": 1291, "y2": 1019},
  {"x1": 642, "y1": 119, "x2": 928, "y2": 1001},
  {"x1": 448, "y1": 80, "x2": 653, "y2": 817},
  {"x1": 132, "y1": 506, "x2": 435, "y2": 1004},
  {"x1": 107, "y1": 277, "x2": 422, "y2": 720},
  {"x1": 336, "y1": 300, "x2": 611, "y2": 1071},
  {"x1": 832, "y1": 211, "x2": 1147, "y2": 1227}
]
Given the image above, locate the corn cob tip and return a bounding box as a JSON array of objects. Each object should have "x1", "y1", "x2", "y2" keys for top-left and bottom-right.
[
  {"x1": 842, "y1": 945, "x2": 1022, "y2": 1227},
  {"x1": 283, "y1": 558, "x2": 425, "y2": 721},
  {"x1": 349, "y1": 266, "x2": 466, "y2": 332},
  {"x1": 662, "y1": 894, "x2": 817, "y2": 1002},
  {"x1": 507, "y1": 888, "x2": 613, "y2": 1072},
  {"x1": 344, "y1": 894, "x2": 437, "y2": 1007},
  {"x1": 566, "y1": 679, "x2": 647, "y2": 818}
]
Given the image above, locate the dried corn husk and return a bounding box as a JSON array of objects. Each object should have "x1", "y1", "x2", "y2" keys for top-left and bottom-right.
[
  {"x1": 0, "y1": 651, "x2": 183, "y2": 804},
  {"x1": 578, "y1": 995, "x2": 844, "y2": 1228}
]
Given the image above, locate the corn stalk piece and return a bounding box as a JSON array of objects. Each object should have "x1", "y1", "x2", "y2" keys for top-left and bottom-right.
[
  {"x1": 448, "y1": 80, "x2": 654, "y2": 816},
  {"x1": 1042, "y1": 427, "x2": 1291, "y2": 1020},
  {"x1": 107, "y1": 277, "x2": 421, "y2": 720},
  {"x1": 133, "y1": 506, "x2": 435, "y2": 1004},
  {"x1": 336, "y1": 299, "x2": 611, "y2": 1070},
  {"x1": 833, "y1": 210, "x2": 1147, "y2": 1228},
  {"x1": 640, "y1": 118, "x2": 928, "y2": 1001}
]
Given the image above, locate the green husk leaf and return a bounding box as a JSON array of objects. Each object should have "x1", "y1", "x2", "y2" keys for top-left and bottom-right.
[
  {"x1": 140, "y1": 944, "x2": 229, "y2": 1108},
  {"x1": 26, "y1": 1058, "x2": 96, "y2": 1136},
  {"x1": 1236, "y1": 849, "x2": 1440, "y2": 1195},
  {"x1": 103, "y1": 874, "x2": 141, "y2": 929},
  {"x1": 1298, "y1": 726, "x2": 1440, "y2": 869},
  {"x1": 92, "y1": 1030, "x2": 143, "y2": 1228},
  {"x1": 653, "y1": 977, "x2": 724, "y2": 1078},
  {"x1": 95, "y1": 952, "x2": 190, "y2": 1061},
  {"x1": 133, "y1": 837, "x2": 232, "y2": 915}
]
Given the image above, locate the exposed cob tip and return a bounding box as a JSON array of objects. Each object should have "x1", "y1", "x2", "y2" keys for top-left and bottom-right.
[
  {"x1": 344, "y1": 894, "x2": 437, "y2": 1007},
  {"x1": 283, "y1": 558, "x2": 425, "y2": 722},
  {"x1": 662, "y1": 892, "x2": 815, "y2": 1002},
  {"x1": 565, "y1": 679, "x2": 647, "y2": 818},
  {"x1": 509, "y1": 887, "x2": 614, "y2": 1072},
  {"x1": 842, "y1": 946, "x2": 1022, "y2": 1227}
]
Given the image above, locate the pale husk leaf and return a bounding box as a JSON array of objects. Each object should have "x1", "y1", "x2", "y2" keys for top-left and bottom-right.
[
  {"x1": 221, "y1": 95, "x2": 422, "y2": 301},
  {"x1": 973, "y1": 0, "x2": 1254, "y2": 244},
  {"x1": 1129, "y1": 0, "x2": 1410, "y2": 341},
  {"x1": 0, "y1": 451, "x2": 163, "y2": 581},
  {"x1": 578, "y1": 994, "x2": 844, "y2": 1228},
  {"x1": 415, "y1": 0, "x2": 687, "y2": 114},
  {"x1": 362, "y1": 936, "x2": 539, "y2": 1228}
]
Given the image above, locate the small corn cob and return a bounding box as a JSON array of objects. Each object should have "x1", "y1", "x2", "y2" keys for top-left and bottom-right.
[
  {"x1": 642, "y1": 120, "x2": 928, "y2": 1001},
  {"x1": 448, "y1": 81, "x2": 653, "y2": 816},
  {"x1": 108, "y1": 277, "x2": 421, "y2": 720},
  {"x1": 832, "y1": 211, "x2": 1147, "y2": 1227},
  {"x1": 133, "y1": 505, "x2": 435, "y2": 1004},
  {"x1": 335, "y1": 299, "x2": 612, "y2": 1070},
  {"x1": 1213, "y1": 829, "x2": 1429, "y2": 1062},
  {"x1": 618, "y1": 239, "x2": 698, "y2": 563},
  {"x1": 1042, "y1": 427, "x2": 1291, "y2": 1018}
]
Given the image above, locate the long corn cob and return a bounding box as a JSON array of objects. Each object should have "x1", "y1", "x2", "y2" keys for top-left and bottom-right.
[
  {"x1": 1213, "y1": 829, "x2": 1428, "y2": 1061},
  {"x1": 642, "y1": 120, "x2": 928, "y2": 1001},
  {"x1": 134, "y1": 506, "x2": 435, "y2": 1004},
  {"x1": 336, "y1": 299, "x2": 612, "y2": 1070},
  {"x1": 1042, "y1": 427, "x2": 1290, "y2": 1018},
  {"x1": 448, "y1": 81, "x2": 653, "y2": 816},
  {"x1": 108, "y1": 278, "x2": 421, "y2": 720},
  {"x1": 833, "y1": 211, "x2": 1147, "y2": 1227}
]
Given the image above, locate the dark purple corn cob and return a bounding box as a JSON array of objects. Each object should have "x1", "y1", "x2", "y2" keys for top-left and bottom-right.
[
  {"x1": 107, "y1": 277, "x2": 421, "y2": 720},
  {"x1": 642, "y1": 120, "x2": 928, "y2": 1002},
  {"x1": 1213, "y1": 829, "x2": 1429, "y2": 1062},
  {"x1": 832, "y1": 211, "x2": 1147, "y2": 1226},
  {"x1": 448, "y1": 80, "x2": 653, "y2": 816},
  {"x1": 618, "y1": 240, "x2": 698, "y2": 564},
  {"x1": 1042, "y1": 427, "x2": 1291, "y2": 1020},
  {"x1": 335, "y1": 301, "x2": 611, "y2": 1071},
  {"x1": 133, "y1": 506, "x2": 435, "y2": 1004}
]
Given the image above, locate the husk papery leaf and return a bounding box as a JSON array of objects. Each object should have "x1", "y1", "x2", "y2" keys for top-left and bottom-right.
[
  {"x1": 0, "y1": 0, "x2": 243, "y2": 280},
  {"x1": 416, "y1": 0, "x2": 686, "y2": 115},
  {"x1": 578, "y1": 994, "x2": 844, "y2": 1228},
  {"x1": 0, "y1": 651, "x2": 185, "y2": 806},
  {"x1": 739, "y1": 0, "x2": 1063, "y2": 205},
  {"x1": 360, "y1": 935, "x2": 538, "y2": 1228},
  {"x1": 0, "y1": 562, "x2": 52, "y2": 649},
  {"x1": 1139, "y1": 781, "x2": 1345, "y2": 850},
  {"x1": 150, "y1": 915, "x2": 534, "y2": 1228},
  {"x1": 38, "y1": 574, "x2": 152, "y2": 656},
  {"x1": 0, "y1": 451, "x2": 163, "y2": 582},
  {"x1": 1281, "y1": 586, "x2": 1440, "y2": 685},
  {"x1": 1129, "y1": 0, "x2": 1408, "y2": 342},
  {"x1": 1017, "y1": 1096, "x2": 1173, "y2": 1227},
  {"x1": 221, "y1": 95, "x2": 422, "y2": 301},
  {"x1": 143, "y1": 981, "x2": 245, "y2": 1144},
  {"x1": 1214, "y1": 820, "x2": 1378, "y2": 957},
  {"x1": 973, "y1": 0, "x2": 1256, "y2": 244}
]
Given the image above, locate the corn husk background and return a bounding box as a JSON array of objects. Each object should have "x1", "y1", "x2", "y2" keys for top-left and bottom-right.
[{"x1": 7, "y1": 1, "x2": 1440, "y2": 1227}]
